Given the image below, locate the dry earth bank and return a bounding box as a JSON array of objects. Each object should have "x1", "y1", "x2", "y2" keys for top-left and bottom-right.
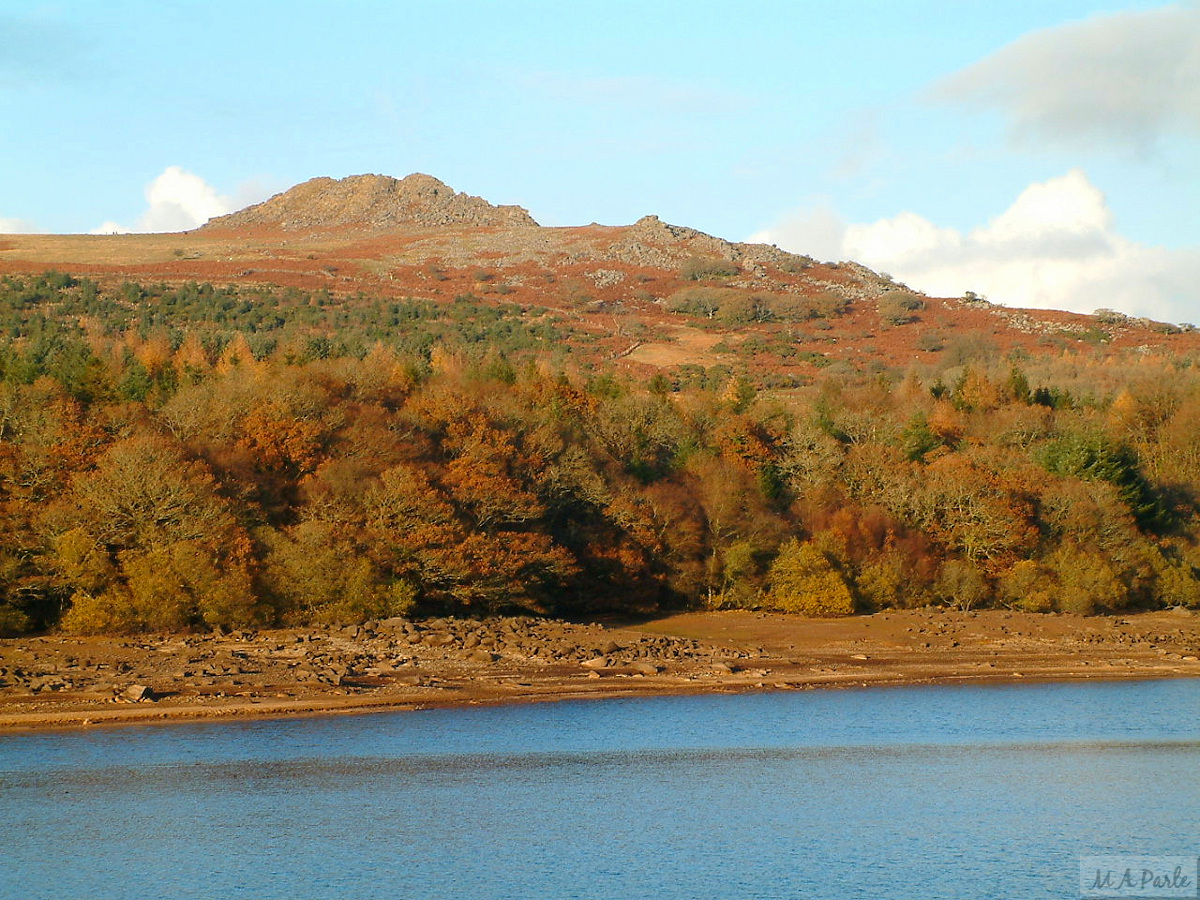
[{"x1": 2, "y1": 608, "x2": 1198, "y2": 731}]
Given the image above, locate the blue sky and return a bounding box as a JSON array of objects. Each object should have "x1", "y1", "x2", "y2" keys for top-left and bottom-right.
[{"x1": 2, "y1": 1, "x2": 1197, "y2": 320}]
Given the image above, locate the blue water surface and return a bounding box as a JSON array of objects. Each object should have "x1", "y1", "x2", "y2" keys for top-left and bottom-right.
[{"x1": 1, "y1": 679, "x2": 1197, "y2": 899}]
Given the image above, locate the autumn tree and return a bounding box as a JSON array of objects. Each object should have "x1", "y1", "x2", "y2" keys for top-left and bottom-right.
[
  {"x1": 55, "y1": 435, "x2": 258, "y2": 631},
  {"x1": 765, "y1": 539, "x2": 855, "y2": 616}
]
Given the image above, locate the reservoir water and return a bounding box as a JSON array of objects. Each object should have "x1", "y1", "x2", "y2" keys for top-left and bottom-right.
[{"x1": 2, "y1": 679, "x2": 1198, "y2": 899}]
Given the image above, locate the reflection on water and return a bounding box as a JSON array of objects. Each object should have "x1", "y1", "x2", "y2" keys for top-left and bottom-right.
[{"x1": 2, "y1": 680, "x2": 1198, "y2": 900}]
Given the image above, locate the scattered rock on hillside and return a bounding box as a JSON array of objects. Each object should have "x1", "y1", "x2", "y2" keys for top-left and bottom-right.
[{"x1": 607, "y1": 214, "x2": 807, "y2": 270}]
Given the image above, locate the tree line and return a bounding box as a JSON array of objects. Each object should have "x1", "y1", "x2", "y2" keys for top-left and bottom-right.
[{"x1": 0, "y1": 272, "x2": 1198, "y2": 635}]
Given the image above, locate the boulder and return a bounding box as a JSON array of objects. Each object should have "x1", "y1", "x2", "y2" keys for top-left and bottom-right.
[{"x1": 124, "y1": 684, "x2": 155, "y2": 702}]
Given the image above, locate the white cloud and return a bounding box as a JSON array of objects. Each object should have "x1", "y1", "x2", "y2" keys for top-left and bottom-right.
[
  {"x1": 845, "y1": 211, "x2": 962, "y2": 265},
  {"x1": 138, "y1": 166, "x2": 235, "y2": 232},
  {"x1": 752, "y1": 169, "x2": 1200, "y2": 323},
  {"x1": 930, "y1": 4, "x2": 1200, "y2": 152},
  {"x1": 0, "y1": 216, "x2": 37, "y2": 234},
  {"x1": 89, "y1": 220, "x2": 129, "y2": 235},
  {"x1": 748, "y1": 202, "x2": 848, "y2": 262},
  {"x1": 91, "y1": 166, "x2": 238, "y2": 234}
]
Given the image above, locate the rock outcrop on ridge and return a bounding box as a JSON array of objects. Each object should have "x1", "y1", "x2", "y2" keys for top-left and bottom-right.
[{"x1": 202, "y1": 173, "x2": 539, "y2": 232}]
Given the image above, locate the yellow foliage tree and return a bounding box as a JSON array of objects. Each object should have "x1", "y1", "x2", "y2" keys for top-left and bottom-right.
[
  {"x1": 855, "y1": 551, "x2": 932, "y2": 610},
  {"x1": 258, "y1": 521, "x2": 415, "y2": 624},
  {"x1": 60, "y1": 588, "x2": 137, "y2": 634},
  {"x1": 1048, "y1": 543, "x2": 1128, "y2": 615},
  {"x1": 59, "y1": 436, "x2": 260, "y2": 631},
  {"x1": 997, "y1": 559, "x2": 1055, "y2": 613},
  {"x1": 766, "y1": 539, "x2": 855, "y2": 617}
]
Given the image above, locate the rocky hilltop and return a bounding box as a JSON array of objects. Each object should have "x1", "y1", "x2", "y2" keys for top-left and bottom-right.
[
  {"x1": 201, "y1": 173, "x2": 804, "y2": 268},
  {"x1": 202, "y1": 172, "x2": 539, "y2": 232},
  {"x1": 2, "y1": 171, "x2": 1194, "y2": 373}
]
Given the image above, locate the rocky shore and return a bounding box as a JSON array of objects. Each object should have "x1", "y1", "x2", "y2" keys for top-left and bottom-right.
[{"x1": 2, "y1": 608, "x2": 1199, "y2": 731}]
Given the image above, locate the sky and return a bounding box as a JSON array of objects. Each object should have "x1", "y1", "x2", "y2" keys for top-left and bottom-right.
[{"x1": 1, "y1": 0, "x2": 1197, "y2": 321}]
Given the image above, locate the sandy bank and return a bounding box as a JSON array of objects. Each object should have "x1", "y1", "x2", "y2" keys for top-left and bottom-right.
[{"x1": 2, "y1": 608, "x2": 1198, "y2": 732}]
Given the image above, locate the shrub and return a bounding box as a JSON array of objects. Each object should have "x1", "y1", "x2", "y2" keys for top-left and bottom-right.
[
  {"x1": 711, "y1": 540, "x2": 766, "y2": 608},
  {"x1": 1155, "y1": 560, "x2": 1200, "y2": 608},
  {"x1": 916, "y1": 331, "x2": 944, "y2": 353},
  {"x1": 807, "y1": 290, "x2": 851, "y2": 319},
  {"x1": 934, "y1": 559, "x2": 989, "y2": 611},
  {"x1": 680, "y1": 257, "x2": 738, "y2": 281},
  {"x1": 1048, "y1": 544, "x2": 1127, "y2": 615},
  {"x1": 854, "y1": 555, "x2": 906, "y2": 609},
  {"x1": 878, "y1": 291, "x2": 924, "y2": 326},
  {"x1": 765, "y1": 539, "x2": 855, "y2": 616},
  {"x1": 60, "y1": 589, "x2": 137, "y2": 634},
  {"x1": 716, "y1": 295, "x2": 771, "y2": 326},
  {"x1": 997, "y1": 559, "x2": 1054, "y2": 613},
  {"x1": 0, "y1": 605, "x2": 31, "y2": 637},
  {"x1": 666, "y1": 287, "x2": 728, "y2": 318},
  {"x1": 666, "y1": 288, "x2": 787, "y2": 324}
]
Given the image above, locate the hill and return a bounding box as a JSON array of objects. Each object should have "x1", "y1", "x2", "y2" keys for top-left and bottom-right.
[
  {"x1": 2, "y1": 174, "x2": 1200, "y2": 637},
  {"x1": 0, "y1": 172, "x2": 1195, "y2": 382}
]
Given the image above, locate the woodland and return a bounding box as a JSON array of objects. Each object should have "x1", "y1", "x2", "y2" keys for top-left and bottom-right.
[{"x1": 1, "y1": 271, "x2": 1199, "y2": 635}]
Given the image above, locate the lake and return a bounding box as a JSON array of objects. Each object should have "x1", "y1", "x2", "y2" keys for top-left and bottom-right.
[{"x1": 2, "y1": 679, "x2": 1198, "y2": 899}]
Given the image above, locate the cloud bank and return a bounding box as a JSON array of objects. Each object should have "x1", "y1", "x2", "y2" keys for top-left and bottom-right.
[
  {"x1": 930, "y1": 4, "x2": 1200, "y2": 152},
  {"x1": 0, "y1": 216, "x2": 37, "y2": 234},
  {"x1": 92, "y1": 166, "x2": 237, "y2": 234},
  {"x1": 751, "y1": 169, "x2": 1200, "y2": 323}
]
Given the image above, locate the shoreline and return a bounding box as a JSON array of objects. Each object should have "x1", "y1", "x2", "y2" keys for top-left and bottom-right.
[
  {"x1": 1, "y1": 669, "x2": 1194, "y2": 735},
  {"x1": 2, "y1": 607, "x2": 1198, "y2": 733}
]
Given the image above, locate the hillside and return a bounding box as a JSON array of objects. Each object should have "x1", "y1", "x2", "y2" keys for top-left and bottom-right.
[
  {"x1": 2, "y1": 174, "x2": 1200, "y2": 638},
  {"x1": 1, "y1": 172, "x2": 1196, "y2": 383}
]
